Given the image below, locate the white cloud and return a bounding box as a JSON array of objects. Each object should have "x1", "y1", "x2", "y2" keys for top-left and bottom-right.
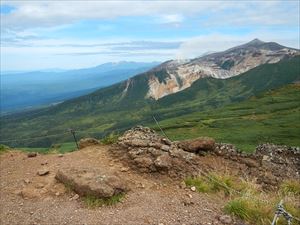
[
  {"x1": 160, "y1": 14, "x2": 183, "y2": 23},
  {"x1": 0, "y1": 37, "x2": 181, "y2": 70},
  {"x1": 1, "y1": 0, "x2": 298, "y2": 30},
  {"x1": 1, "y1": 0, "x2": 299, "y2": 70}
]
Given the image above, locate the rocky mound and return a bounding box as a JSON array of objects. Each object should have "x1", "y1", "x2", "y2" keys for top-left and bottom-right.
[
  {"x1": 116, "y1": 126, "x2": 300, "y2": 189},
  {"x1": 213, "y1": 143, "x2": 300, "y2": 189},
  {"x1": 79, "y1": 138, "x2": 100, "y2": 149},
  {"x1": 117, "y1": 126, "x2": 214, "y2": 177}
]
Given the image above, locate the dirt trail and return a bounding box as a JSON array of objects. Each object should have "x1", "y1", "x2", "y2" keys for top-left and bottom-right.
[{"x1": 0, "y1": 145, "x2": 225, "y2": 225}]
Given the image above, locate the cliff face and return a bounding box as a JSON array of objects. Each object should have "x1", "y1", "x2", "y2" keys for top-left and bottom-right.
[{"x1": 146, "y1": 39, "x2": 299, "y2": 100}]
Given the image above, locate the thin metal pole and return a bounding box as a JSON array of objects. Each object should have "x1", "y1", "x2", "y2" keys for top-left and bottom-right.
[
  {"x1": 69, "y1": 129, "x2": 79, "y2": 150},
  {"x1": 271, "y1": 214, "x2": 279, "y2": 225},
  {"x1": 152, "y1": 115, "x2": 171, "y2": 141},
  {"x1": 271, "y1": 199, "x2": 283, "y2": 225}
]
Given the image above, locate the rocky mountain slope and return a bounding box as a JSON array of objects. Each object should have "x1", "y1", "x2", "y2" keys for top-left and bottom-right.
[{"x1": 146, "y1": 39, "x2": 299, "y2": 99}]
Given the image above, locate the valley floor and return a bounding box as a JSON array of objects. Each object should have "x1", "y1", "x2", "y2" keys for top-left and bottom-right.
[{"x1": 0, "y1": 145, "x2": 229, "y2": 225}]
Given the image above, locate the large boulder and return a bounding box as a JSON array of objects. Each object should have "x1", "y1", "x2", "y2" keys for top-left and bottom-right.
[
  {"x1": 79, "y1": 138, "x2": 100, "y2": 149},
  {"x1": 178, "y1": 137, "x2": 215, "y2": 153},
  {"x1": 55, "y1": 168, "x2": 128, "y2": 198}
]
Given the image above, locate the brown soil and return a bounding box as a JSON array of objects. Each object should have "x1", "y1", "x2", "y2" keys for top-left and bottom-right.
[{"x1": 0, "y1": 145, "x2": 234, "y2": 225}]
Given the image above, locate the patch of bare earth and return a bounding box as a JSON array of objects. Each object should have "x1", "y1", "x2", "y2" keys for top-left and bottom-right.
[{"x1": 0, "y1": 145, "x2": 228, "y2": 225}]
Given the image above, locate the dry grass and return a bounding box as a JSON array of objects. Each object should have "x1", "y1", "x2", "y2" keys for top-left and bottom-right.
[{"x1": 184, "y1": 173, "x2": 300, "y2": 225}]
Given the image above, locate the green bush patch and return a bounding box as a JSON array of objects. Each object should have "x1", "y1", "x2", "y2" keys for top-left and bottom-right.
[{"x1": 83, "y1": 193, "x2": 125, "y2": 208}]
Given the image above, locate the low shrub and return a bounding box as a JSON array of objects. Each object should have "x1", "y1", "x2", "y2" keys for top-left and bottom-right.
[
  {"x1": 101, "y1": 132, "x2": 120, "y2": 145},
  {"x1": 83, "y1": 193, "x2": 125, "y2": 208}
]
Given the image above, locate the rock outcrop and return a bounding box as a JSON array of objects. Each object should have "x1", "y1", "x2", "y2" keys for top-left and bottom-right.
[
  {"x1": 116, "y1": 126, "x2": 300, "y2": 189},
  {"x1": 79, "y1": 138, "x2": 100, "y2": 149},
  {"x1": 178, "y1": 137, "x2": 215, "y2": 154},
  {"x1": 117, "y1": 126, "x2": 204, "y2": 177},
  {"x1": 55, "y1": 168, "x2": 128, "y2": 198},
  {"x1": 214, "y1": 143, "x2": 300, "y2": 190}
]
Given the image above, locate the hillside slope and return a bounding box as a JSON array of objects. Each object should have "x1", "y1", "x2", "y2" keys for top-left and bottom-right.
[
  {"x1": 1, "y1": 61, "x2": 159, "y2": 113},
  {"x1": 0, "y1": 56, "x2": 299, "y2": 148},
  {"x1": 154, "y1": 83, "x2": 300, "y2": 152}
]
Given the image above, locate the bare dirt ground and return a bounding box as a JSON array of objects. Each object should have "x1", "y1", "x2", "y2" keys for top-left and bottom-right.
[{"x1": 0, "y1": 145, "x2": 232, "y2": 225}]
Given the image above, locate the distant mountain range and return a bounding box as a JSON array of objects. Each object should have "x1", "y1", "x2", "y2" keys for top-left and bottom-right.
[
  {"x1": 0, "y1": 61, "x2": 160, "y2": 113},
  {"x1": 0, "y1": 39, "x2": 299, "y2": 147}
]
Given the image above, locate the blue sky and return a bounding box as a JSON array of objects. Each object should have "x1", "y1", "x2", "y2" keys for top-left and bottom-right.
[{"x1": 1, "y1": 0, "x2": 299, "y2": 71}]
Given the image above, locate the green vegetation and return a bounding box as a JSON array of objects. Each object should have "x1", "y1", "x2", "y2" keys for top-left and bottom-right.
[
  {"x1": 280, "y1": 180, "x2": 300, "y2": 195},
  {"x1": 224, "y1": 197, "x2": 300, "y2": 225},
  {"x1": 83, "y1": 193, "x2": 125, "y2": 208},
  {"x1": 185, "y1": 173, "x2": 257, "y2": 196},
  {"x1": 155, "y1": 83, "x2": 300, "y2": 152},
  {"x1": 19, "y1": 142, "x2": 76, "y2": 154},
  {"x1": 185, "y1": 173, "x2": 237, "y2": 195},
  {"x1": 101, "y1": 132, "x2": 120, "y2": 145},
  {"x1": 0, "y1": 144, "x2": 10, "y2": 154},
  {"x1": 224, "y1": 198, "x2": 272, "y2": 224},
  {"x1": 184, "y1": 173, "x2": 300, "y2": 225},
  {"x1": 220, "y1": 59, "x2": 235, "y2": 70},
  {"x1": 0, "y1": 56, "x2": 299, "y2": 150}
]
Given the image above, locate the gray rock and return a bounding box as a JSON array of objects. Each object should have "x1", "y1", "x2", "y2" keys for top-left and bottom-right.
[
  {"x1": 37, "y1": 169, "x2": 49, "y2": 176},
  {"x1": 27, "y1": 152, "x2": 37, "y2": 158},
  {"x1": 219, "y1": 215, "x2": 232, "y2": 224},
  {"x1": 161, "y1": 145, "x2": 170, "y2": 152},
  {"x1": 55, "y1": 168, "x2": 128, "y2": 198},
  {"x1": 79, "y1": 138, "x2": 100, "y2": 149}
]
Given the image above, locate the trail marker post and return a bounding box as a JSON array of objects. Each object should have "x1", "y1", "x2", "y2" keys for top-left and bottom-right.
[{"x1": 69, "y1": 129, "x2": 79, "y2": 150}]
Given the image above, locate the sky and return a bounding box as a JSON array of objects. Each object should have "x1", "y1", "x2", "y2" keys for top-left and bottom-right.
[{"x1": 1, "y1": 0, "x2": 299, "y2": 71}]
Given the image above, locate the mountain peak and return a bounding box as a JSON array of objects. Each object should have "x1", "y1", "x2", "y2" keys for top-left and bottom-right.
[{"x1": 248, "y1": 38, "x2": 265, "y2": 45}]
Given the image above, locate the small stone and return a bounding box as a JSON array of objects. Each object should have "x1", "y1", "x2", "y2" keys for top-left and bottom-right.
[
  {"x1": 138, "y1": 183, "x2": 145, "y2": 188},
  {"x1": 180, "y1": 181, "x2": 186, "y2": 189},
  {"x1": 55, "y1": 192, "x2": 60, "y2": 196},
  {"x1": 30, "y1": 211, "x2": 34, "y2": 215},
  {"x1": 183, "y1": 198, "x2": 194, "y2": 206},
  {"x1": 27, "y1": 152, "x2": 37, "y2": 158},
  {"x1": 14, "y1": 190, "x2": 22, "y2": 196},
  {"x1": 35, "y1": 183, "x2": 45, "y2": 189},
  {"x1": 120, "y1": 167, "x2": 129, "y2": 172},
  {"x1": 58, "y1": 154, "x2": 63, "y2": 158},
  {"x1": 41, "y1": 161, "x2": 48, "y2": 165},
  {"x1": 219, "y1": 215, "x2": 232, "y2": 224},
  {"x1": 19, "y1": 202, "x2": 23, "y2": 206},
  {"x1": 190, "y1": 186, "x2": 196, "y2": 192},
  {"x1": 37, "y1": 169, "x2": 49, "y2": 176},
  {"x1": 24, "y1": 179, "x2": 30, "y2": 184},
  {"x1": 161, "y1": 145, "x2": 170, "y2": 152},
  {"x1": 188, "y1": 194, "x2": 193, "y2": 198},
  {"x1": 72, "y1": 194, "x2": 79, "y2": 200}
]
